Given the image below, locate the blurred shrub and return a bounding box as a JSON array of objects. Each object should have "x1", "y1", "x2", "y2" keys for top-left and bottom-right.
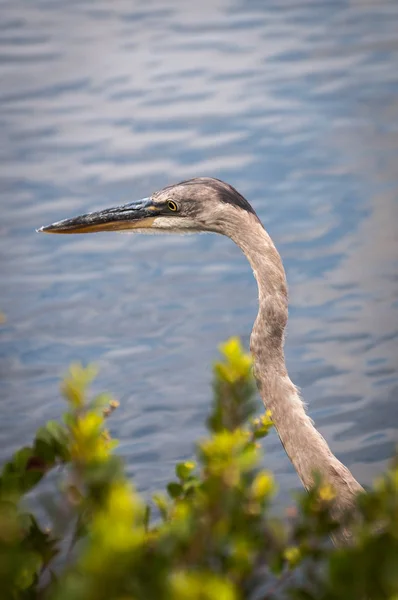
[{"x1": 0, "y1": 337, "x2": 397, "y2": 599}]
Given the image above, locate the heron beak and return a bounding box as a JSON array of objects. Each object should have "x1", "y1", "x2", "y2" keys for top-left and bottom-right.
[{"x1": 37, "y1": 197, "x2": 160, "y2": 234}]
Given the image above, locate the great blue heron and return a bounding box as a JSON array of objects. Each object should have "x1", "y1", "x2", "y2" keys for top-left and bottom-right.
[{"x1": 38, "y1": 177, "x2": 364, "y2": 542}]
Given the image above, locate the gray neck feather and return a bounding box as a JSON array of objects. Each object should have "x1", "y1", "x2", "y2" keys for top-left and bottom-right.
[{"x1": 226, "y1": 209, "x2": 363, "y2": 544}]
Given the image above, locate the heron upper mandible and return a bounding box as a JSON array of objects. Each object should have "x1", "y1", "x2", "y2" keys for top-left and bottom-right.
[{"x1": 38, "y1": 177, "x2": 364, "y2": 543}]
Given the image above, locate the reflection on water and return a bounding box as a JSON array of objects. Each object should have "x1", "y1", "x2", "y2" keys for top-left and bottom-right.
[{"x1": 1, "y1": 0, "x2": 397, "y2": 502}]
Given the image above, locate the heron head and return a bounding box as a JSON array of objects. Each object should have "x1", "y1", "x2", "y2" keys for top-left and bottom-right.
[{"x1": 37, "y1": 177, "x2": 258, "y2": 236}]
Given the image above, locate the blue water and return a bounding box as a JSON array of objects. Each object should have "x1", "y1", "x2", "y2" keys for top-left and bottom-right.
[{"x1": 1, "y1": 0, "x2": 397, "y2": 505}]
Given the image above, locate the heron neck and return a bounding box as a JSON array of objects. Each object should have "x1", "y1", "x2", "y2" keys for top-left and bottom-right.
[{"x1": 227, "y1": 213, "x2": 363, "y2": 521}]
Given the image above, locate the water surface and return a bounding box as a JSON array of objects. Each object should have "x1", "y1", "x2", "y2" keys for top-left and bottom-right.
[{"x1": 1, "y1": 0, "x2": 397, "y2": 504}]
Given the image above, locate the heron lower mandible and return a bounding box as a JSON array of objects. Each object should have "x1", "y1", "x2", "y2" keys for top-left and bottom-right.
[{"x1": 38, "y1": 177, "x2": 364, "y2": 544}]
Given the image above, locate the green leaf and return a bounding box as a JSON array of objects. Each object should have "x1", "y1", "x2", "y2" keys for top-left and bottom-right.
[
  {"x1": 45, "y1": 420, "x2": 68, "y2": 444},
  {"x1": 143, "y1": 504, "x2": 151, "y2": 532},
  {"x1": 90, "y1": 393, "x2": 114, "y2": 411},
  {"x1": 12, "y1": 446, "x2": 34, "y2": 471},
  {"x1": 176, "y1": 461, "x2": 196, "y2": 481},
  {"x1": 153, "y1": 493, "x2": 169, "y2": 521},
  {"x1": 167, "y1": 482, "x2": 183, "y2": 499},
  {"x1": 16, "y1": 551, "x2": 42, "y2": 590}
]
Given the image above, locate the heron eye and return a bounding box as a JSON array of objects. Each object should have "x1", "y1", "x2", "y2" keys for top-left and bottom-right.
[{"x1": 167, "y1": 200, "x2": 178, "y2": 212}]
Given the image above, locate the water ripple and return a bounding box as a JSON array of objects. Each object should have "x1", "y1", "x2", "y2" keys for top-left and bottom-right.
[{"x1": 0, "y1": 0, "x2": 397, "y2": 498}]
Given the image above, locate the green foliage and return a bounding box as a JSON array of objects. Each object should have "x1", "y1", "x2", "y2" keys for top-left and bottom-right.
[{"x1": 0, "y1": 337, "x2": 397, "y2": 599}]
